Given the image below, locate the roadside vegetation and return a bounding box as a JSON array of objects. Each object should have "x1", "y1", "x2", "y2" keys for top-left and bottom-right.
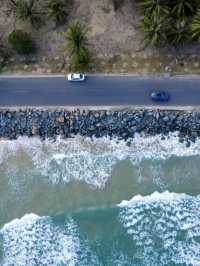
[
  {"x1": 9, "y1": 0, "x2": 43, "y2": 29},
  {"x1": 0, "y1": 0, "x2": 91, "y2": 72},
  {"x1": 0, "y1": 38, "x2": 9, "y2": 69},
  {"x1": 62, "y1": 22, "x2": 92, "y2": 71},
  {"x1": 138, "y1": 0, "x2": 200, "y2": 47},
  {"x1": 46, "y1": 0, "x2": 69, "y2": 27},
  {"x1": 1, "y1": 0, "x2": 200, "y2": 74},
  {"x1": 8, "y1": 30, "x2": 34, "y2": 54}
]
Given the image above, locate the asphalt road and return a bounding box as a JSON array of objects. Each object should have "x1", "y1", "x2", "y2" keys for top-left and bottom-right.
[{"x1": 0, "y1": 75, "x2": 200, "y2": 107}]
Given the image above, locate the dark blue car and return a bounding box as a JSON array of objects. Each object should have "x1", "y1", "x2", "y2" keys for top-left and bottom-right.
[{"x1": 151, "y1": 91, "x2": 170, "y2": 102}]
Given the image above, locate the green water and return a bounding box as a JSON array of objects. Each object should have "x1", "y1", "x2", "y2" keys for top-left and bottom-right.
[{"x1": 0, "y1": 136, "x2": 199, "y2": 265}]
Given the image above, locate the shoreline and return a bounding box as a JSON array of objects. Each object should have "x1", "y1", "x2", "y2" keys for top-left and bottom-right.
[{"x1": 0, "y1": 108, "x2": 200, "y2": 146}]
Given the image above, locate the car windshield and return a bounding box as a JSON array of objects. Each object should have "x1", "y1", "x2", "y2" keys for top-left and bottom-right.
[{"x1": 157, "y1": 92, "x2": 165, "y2": 97}]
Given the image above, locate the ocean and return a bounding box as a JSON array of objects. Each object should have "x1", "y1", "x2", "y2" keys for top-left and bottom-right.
[{"x1": 0, "y1": 134, "x2": 199, "y2": 266}]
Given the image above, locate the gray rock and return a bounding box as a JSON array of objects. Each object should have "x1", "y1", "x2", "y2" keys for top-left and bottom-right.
[
  {"x1": 0, "y1": 109, "x2": 198, "y2": 145},
  {"x1": 163, "y1": 116, "x2": 169, "y2": 122}
]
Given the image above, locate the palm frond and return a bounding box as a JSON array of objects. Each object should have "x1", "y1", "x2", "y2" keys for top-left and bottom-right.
[
  {"x1": 62, "y1": 22, "x2": 91, "y2": 71},
  {"x1": 191, "y1": 9, "x2": 200, "y2": 40},
  {"x1": 46, "y1": 0, "x2": 68, "y2": 27}
]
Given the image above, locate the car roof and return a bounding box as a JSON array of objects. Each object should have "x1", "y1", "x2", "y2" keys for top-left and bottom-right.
[{"x1": 73, "y1": 73, "x2": 81, "y2": 78}]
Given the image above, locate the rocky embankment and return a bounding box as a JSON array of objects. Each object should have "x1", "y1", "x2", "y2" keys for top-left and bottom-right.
[{"x1": 0, "y1": 109, "x2": 200, "y2": 145}]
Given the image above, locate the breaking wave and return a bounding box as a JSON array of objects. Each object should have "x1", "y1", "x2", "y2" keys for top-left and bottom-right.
[
  {"x1": 1, "y1": 192, "x2": 200, "y2": 266},
  {"x1": 0, "y1": 214, "x2": 78, "y2": 266},
  {"x1": 1, "y1": 134, "x2": 200, "y2": 189},
  {"x1": 0, "y1": 213, "x2": 99, "y2": 266},
  {"x1": 118, "y1": 191, "x2": 200, "y2": 266}
]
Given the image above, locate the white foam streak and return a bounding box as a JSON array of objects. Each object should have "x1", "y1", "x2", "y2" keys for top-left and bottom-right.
[
  {"x1": 1, "y1": 134, "x2": 200, "y2": 188},
  {"x1": 118, "y1": 191, "x2": 197, "y2": 207}
]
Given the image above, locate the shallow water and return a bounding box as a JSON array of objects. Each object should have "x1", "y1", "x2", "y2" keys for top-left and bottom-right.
[{"x1": 0, "y1": 135, "x2": 200, "y2": 265}]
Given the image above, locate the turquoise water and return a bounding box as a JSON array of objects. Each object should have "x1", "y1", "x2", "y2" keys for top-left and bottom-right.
[{"x1": 0, "y1": 135, "x2": 200, "y2": 265}]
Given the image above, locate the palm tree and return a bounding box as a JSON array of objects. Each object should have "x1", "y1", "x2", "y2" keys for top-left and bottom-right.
[
  {"x1": 9, "y1": 0, "x2": 43, "y2": 29},
  {"x1": 167, "y1": 20, "x2": 190, "y2": 46},
  {"x1": 46, "y1": 0, "x2": 68, "y2": 27},
  {"x1": 137, "y1": 0, "x2": 198, "y2": 47},
  {"x1": 140, "y1": 13, "x2": 169, "y2": 46},
  {"x1": 138, "y1": 0, "x2": 170, "y2": 47},
  {"x1": 191, "y1": 9, "x2": 200, "y2": 41},
  {"x1": 62, "y1": 22, "x2": 92, "y2": 71},
  {"x1": 64, "y1": 22, "x2": 88, "y2": 55}
]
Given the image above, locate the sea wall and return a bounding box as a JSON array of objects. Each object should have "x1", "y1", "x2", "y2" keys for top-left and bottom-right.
[{"x1": 0, "y1": 108, "x2": 200, "y2": 145}]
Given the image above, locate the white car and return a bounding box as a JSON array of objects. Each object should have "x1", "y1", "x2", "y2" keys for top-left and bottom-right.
[{"x1": 67, "y1": 73, "x2": 85, "y2": 82}]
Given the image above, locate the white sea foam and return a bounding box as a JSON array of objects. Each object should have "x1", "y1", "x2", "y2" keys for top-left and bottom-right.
[
  {"x1": 118, "y1": 192, "x2": 200, "y2": 266},
  {"x1": 1, "y1": 134, "x2": 200, "y2": 189},
  {"x1": 0, "y1": 213, "x2": 101, "y2": 266},
  {"x1": 0, "y1": 214, "x2": 79, "y2": 266}
]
